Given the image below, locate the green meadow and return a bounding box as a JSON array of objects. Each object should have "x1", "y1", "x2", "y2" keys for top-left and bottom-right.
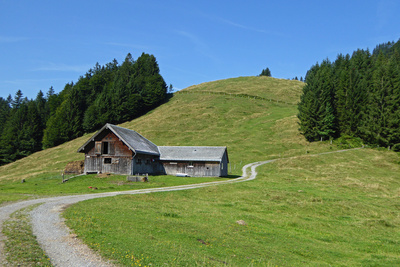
[
  {"x1": 64, "y1": 149, "x2": 400, "y2": 266},
  {"x1": 1, "y1": 76, "x2": 399, "y2": 265}
]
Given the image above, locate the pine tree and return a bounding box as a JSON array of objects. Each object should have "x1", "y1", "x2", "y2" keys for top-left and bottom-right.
[
  {"x1": 133, "y1": 53, "x2": 167, "y2": 110},
  {"x1": 316, "y1": 59, "x2": 337, "y2": 140},
  {"x1": 298, "y1": 60, "x2": 337, "y2": 141},
  {"x1": 12, "y1": 90, "x2": 24, "y2": 109},
  {"x1": 42, "y1": 100, "x2": 70, "y2": 148},
  {"x1": 298, "y1": 64, "x2": 321, "y2": 141},
  {"x1": 259, "y1": 68, "x2": 271, "y2": 77},
  {"x1": 362, "y1": 52, "x2": 400, "y2": 146},
  {"x1": 0, "y1": 97, "x2": 11, "y2": 135}
]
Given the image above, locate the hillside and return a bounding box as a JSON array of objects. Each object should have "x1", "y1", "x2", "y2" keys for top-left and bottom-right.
[{"x1": 0, "y1": 76, "x2": 308, "y2": 182}]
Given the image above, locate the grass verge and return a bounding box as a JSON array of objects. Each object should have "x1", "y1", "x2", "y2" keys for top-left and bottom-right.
[
  {"x1": 2, "y1": 204, "x2": 53, "y2": 266},
  {"x1": 64, "y1": 149, "x2": 400, "y2": 266}
]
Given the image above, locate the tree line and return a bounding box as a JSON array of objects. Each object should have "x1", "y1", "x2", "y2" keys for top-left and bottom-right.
[
  {"x1": 298, "y1": 40, "x2": 400, "y2": 148},
  {"x1": 0, "y1": 52, "x2": 168, "y2": 165}
]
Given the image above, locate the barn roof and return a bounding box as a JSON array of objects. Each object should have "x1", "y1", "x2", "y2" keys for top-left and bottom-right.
[
  {"x1": 158, "y1": 146, "x2": 228, "y2": 162},
  {"x1": 77, "y1": 123, "x2": 159, "y2": 155}
]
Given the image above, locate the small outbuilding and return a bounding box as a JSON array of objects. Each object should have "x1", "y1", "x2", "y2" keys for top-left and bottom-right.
[
  {"x1": 77, "y1": 123, "x2": 229, "y2": 177},
  {"x1": 158, "y1": 146, "x2": 228, "y2": 177}
]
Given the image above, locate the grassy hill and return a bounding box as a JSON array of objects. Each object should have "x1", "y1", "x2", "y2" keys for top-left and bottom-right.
[
  {"x1": 0, "y1": 76, "x2": 309, "y2": 183},
  {"x1": 1, "y1": 76, "x2": 400, "y2": 265}
]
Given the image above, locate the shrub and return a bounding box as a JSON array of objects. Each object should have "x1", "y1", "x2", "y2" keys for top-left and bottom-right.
[
  {"x1": 392, "y1": 143, "x2": 400, "y2": 152},
  {"x1": 334, "y1": 135, "x2": 363, "y2": 149}
]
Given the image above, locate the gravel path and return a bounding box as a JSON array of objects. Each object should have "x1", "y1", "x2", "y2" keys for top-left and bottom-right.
[{"x1": 0, "y1": 160, "x2": 274, "y2": 266}]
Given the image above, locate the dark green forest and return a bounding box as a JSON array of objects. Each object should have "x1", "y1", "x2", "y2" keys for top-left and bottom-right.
[
  {"x1": 298, "y1": 39, "x2": 400, "y2": 149},
  {"x1": 0, "y1": 52, "x2": 168, "y2": 165}
]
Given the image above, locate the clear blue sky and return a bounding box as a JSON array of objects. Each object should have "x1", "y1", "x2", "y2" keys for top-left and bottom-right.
[{"x1": 1, "y1": 0, "x2": 399, "y2": 99}]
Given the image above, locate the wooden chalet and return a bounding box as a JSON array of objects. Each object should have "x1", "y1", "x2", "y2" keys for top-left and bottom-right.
[
  {"x1": 77, "y1": 124, "x2": 161, "y2": 175},
  {"x1": 77, "y1": 123, "x2": 229, "y2": 177}
]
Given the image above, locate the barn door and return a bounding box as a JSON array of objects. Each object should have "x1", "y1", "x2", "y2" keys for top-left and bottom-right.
[
  {"x1": 186, "y1": 161, "x2": 194, "y2": 176},
  {"x1": 85, "y1": 156, "x2": 102, "y2": 173}
]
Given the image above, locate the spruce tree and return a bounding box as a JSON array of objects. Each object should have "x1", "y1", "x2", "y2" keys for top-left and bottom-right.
[
  {"x1": 259, "y1": 68, "x2": 271, "y2": 77},
  {"x1": 298, "y1": 63, "x2": 321, "y2": 141}
]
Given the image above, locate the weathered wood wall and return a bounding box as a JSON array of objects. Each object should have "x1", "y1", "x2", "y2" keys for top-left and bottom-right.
[
  {"x1": 162, "y1": 161, "x2": 222, "y2": 177},
  {"x1": 84, "y1": 131, "x2": 134, "y2": 174},
  {"x1": 132, "y1": 154, "x2": 163, "y2": 175}
]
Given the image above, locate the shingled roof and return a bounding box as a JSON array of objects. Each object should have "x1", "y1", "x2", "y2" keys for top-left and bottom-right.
[
  {"x1": 158, "y1": 146, "x2": 228, "y2": 162},
  {"x1": 77, "y1": 123, "x2": 159, "y2": 155}
]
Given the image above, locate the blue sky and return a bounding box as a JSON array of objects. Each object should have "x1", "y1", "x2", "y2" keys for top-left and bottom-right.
[{"x1": 1, "y1": 0, "x2": 399, "y2": 99}]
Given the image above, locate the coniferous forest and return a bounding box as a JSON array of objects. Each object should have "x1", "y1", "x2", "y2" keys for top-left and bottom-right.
[
  {"x1": 0, "y1": 52, "x2": 168, "y2": 166},
  {"x1": 298, "y1": 39, "x2": 400, "y2": 148}
]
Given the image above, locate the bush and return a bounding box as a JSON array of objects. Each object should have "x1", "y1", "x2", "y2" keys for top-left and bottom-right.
[
  {"x1": 334, "y1": 135, "x2": 363, "y2": 149},
  {"x1": 392, "y1": 143, "x2": 400, "y2": 152}
]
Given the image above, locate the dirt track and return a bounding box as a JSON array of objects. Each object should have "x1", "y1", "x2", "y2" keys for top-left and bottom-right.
[{"x1": 0, "y1": 160, "x2": 274, "y2": 266}]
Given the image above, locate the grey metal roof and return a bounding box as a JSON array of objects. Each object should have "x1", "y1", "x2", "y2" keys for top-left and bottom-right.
[
  {"x1": 77, "y1": 123, "x2": 160, "y2": 155},
  {"x1": 158, "y1": 146, "x2": 228, "y2": 162}
]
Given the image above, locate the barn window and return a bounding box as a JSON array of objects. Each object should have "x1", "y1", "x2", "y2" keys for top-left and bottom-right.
[
  {"x1": 109, "y1": 142, "x2": 115, "y2": 155},
  {"x1": 188, "y1": 161, "x2": 194, "y2": 167},
  {"x1": 104, "y1": 158, "x2": 112, "y2": 164},
  {"x1": 102, "y1": 142, "x2": 109, "y2": 154},
  {"x1": 145, "y1": 159, "x2": 150, "y2": 165},
  {"x1": 136, "y1": 158, "x2": 142, "y2": 164},
  {"x1": 100, "y1": 142, "x2": 114, "y2": 155}
]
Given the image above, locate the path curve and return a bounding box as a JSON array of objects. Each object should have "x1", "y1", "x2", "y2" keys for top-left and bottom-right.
[
  {"x1": 0, "y1": 159, "x2": 273, "y2": 266},
  {"x1": 0, "y1": 148, "x2": 358, "y2": 266}
]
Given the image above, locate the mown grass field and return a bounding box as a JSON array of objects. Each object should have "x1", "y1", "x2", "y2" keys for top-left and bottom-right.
[
  {"x1": 64, "y1": 149, "x2": 400, "y2": 266},
  {"x1": 1, "y1": 76, "x2": 399, "y2": 265}
]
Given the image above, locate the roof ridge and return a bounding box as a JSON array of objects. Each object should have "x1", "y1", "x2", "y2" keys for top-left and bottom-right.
[
  {"x1": 78, "y1": 123, "x2": 160, "y2": 155},
  {"x1": 159, "y1": 146, "x2": 226, "y2": 148},
  {"x1": 109, "y1": 124, "x2": 158, "y2": 147}
]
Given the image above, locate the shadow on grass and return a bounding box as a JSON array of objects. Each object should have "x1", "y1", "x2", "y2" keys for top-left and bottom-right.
[{"x1": 225, "y1": 175, "x2": 241, "y2": 179}]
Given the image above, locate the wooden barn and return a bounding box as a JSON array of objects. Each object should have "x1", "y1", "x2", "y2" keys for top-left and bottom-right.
[
  {"x1": 158, "y1": 146, "x2": 229, "y2": 177},
  {"x1": 77, "y1": 124, "x2": 162, "y2": 175},
  {"x1": 77, "y1": 123, "x2": 229, "y2": 177}
]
